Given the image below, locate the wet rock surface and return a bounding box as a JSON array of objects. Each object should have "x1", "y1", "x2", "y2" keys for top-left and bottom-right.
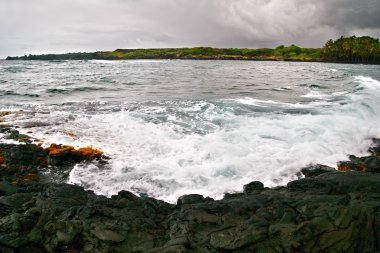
[
  {"x1": 243, "y1": 181, "x2": 265, "y2": 192},
  {"x1": 0, "y1": 173, "x2": 379, "y2": 253},
  {"x1": 337, "y1": 138, "x2": 380, "y2": 173},
  {"x1": 0, "y1": 132, "x2": 379, "y2": 252},
  {"x1": 300, "y1": 164, "x2": 336, "y2": 178},
  {"x1": 0, "y1": 127, "x2": 106, "y2": 184}
]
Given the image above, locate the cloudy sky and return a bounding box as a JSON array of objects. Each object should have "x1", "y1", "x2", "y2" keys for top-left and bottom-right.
[{"x1": 1, "y1": 0, "x2": 379, "y2": 59}]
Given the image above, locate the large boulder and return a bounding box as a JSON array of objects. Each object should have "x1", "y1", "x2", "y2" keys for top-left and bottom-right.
[
  {"x1": 300, "y1": 164, "x2": 336, "y2": 178},
  {"x1": 243, "y1": 181, "x2": 264, "y2": 193}
]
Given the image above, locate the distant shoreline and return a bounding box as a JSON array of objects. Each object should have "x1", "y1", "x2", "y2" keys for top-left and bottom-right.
[
  {"x1": 4, "y1": 46, "x2": 324, "y2": 62},
  {"x1": 5, "y1": 56, "x2": 379, "y2": 66},
  {"x1": 3, "y1": 48, "x2": 380, "y2": 65},
  {"x1": 5, "y1": 35, "x2": 380, "y2": 65},
  {"x1": 6, "y1": 56, "x2": 324, "y2": 62}
]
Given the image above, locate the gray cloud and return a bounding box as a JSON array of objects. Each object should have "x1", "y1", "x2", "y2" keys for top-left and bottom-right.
[{"x1": 0, "y1": 0, "x2": 379, "y2": 58}]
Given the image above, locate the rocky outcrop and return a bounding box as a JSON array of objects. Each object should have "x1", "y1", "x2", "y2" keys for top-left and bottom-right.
[
  {"x1": 0, "y1": 172, "x2": 379, "y2": 252},
  {"x1": 337, "y1": 139, "x2": 380, "y2": 173},
  {"x1": 0, "y1": 127, "x2": 106, "y2": 183},
  {"x1": 45, "y1": 144, "x2": 105, "y2": 166},
  {"x1": 300, "y1": 164, "x2": 336, "y2": 178},
  {"x1": 0, "y1": 142, "x2": 105, "y2": 184},
  {"x1": 0, "y1": 128, "x2": 380, "y2": 252}
]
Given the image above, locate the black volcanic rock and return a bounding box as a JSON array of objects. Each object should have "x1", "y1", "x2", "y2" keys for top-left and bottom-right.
[
  {"x1": 300, "y1": 164, "x2": 336, "y2": 178},
  {"x1": 0, "y1": 172, "x2": 379, "y2": 252},
  {"x1": 177, "y1": 194, "x2": 205, "y2": 206},
  {"x1": 243, "y1": 181, "x2": 264, "y2": 192}
]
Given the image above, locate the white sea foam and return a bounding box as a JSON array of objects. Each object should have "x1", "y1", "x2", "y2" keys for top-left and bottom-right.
[
  {"x1": 3, "y1": 67, "x2": 380, "y2": 203},
  {"x1": 228, "y1": 97, "x2": 306, "y2": 108},
  {"x1": 61, "y1": 76, "x2": 380, "y2": 202},
  {"x1": 90, "y1": 60, "x2": 119, "y2": 64},
  {"x1": 302, "y1": 90, "x2": 330, "y2": 99},
  {"x1": 355, "y1": 75, "x2": 380, "y2": 90}
]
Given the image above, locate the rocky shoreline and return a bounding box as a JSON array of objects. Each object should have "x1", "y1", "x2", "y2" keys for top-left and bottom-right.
[{"x1": 0, "y1": 125, "x2": 380, "y2": 252}]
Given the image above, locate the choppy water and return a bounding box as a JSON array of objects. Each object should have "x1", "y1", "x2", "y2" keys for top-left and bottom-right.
[{"x1": 1, "y1": 59, "x2": 380, "y2": 202}]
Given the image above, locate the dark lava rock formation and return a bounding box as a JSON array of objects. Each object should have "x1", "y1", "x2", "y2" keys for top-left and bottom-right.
[
  {"x1": 338, "y1": 139, "x2": 380, "y2": 173},
  {"x1": 0, "y1": 126, "x2": 106, "y2": 184},
  {"x1": 0, "y1": 172, "x2": 379, "y2": 253},
  {"x1": 0, "y1": 129, "x2": 379, "y2": 252}
]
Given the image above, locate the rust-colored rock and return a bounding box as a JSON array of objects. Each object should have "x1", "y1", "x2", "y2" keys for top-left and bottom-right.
[
  {"x1": 72, "y1": 147, "x2": 103, "y2": 159},
  {"x1": 46, "y1": 143, "x2": 74, "y2": 155},
  {"x1": 44, "y1": 143, "x2": 104, "y2": 166},
  {"x1": 45, "y1": 143, "x2": 103, "y2": 160}
]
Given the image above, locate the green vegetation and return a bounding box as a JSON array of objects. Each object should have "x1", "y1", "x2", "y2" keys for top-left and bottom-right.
[
  {"x1": 323, "y1": 36, "x2": 380, "y2": 64},
  {"x1": 6, "y1": 36, "x2": 380, "y2": 64},
  {"x1": 95, "y1": 46, "x2": 321, "y2": 61},
  {"x1": 6, "y1": 46, "x2": 322, "y2": 62},
  {"x1": 6, "y1": 52, "x2": 100, "y2": 61}
]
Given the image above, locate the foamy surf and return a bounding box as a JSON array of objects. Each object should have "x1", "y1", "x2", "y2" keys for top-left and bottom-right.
[
  {"x1": 1, "y1": 60, "x2": 379, "y2": 203},
  {"x1": 64, "y1": 76, "x2": 380, "y2": 202}
]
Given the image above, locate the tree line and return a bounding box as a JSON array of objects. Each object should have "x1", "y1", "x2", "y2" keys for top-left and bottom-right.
[
  {"x1": 322, "y1": 36, "x2": 380, "y2": 64},
  {"x1": 6, "y1": 36, "x2": 380, "y2": 64}
]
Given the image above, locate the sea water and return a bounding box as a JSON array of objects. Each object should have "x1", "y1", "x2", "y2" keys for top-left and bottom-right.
[{"x1": 1, "y1": 59, "x2": 380, "y2": 203}]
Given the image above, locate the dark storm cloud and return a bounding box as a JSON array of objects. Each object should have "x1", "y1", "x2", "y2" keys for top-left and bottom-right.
[
  {"x1": 0, "y1": 0, "x2": 379, "y2": 58},
  {"x1": 322, "y1": 0, "x2": 380, "y2": 28}
]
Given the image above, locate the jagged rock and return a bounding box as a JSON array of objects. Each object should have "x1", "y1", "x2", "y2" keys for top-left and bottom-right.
[
  {"x1": 112, "y1": 190, "x2": 140, "y2": 202},
  {"x1": 177, "y1": 194, "x2": 205, "y2": 205},
  {"x1": 46, "y1": 143, "x2": 105, "y2": 166},
  {"x1": 300, "y1": 164, "x2": 336, "y2": 177},
  {"x1": 0, "y1": 142, "x2": 107, "y2": 183},
  {"x1": 369, "y1": 138, "x2": 380, "y2": 157},
  {"x1": 338, "y1": 155, "x2": 380, "y2": 173},
  {"x1": 337, "y1": 139, "x2": 380, "y2": 173},
  {"x1": 0, "y1": 172, "x2": 378, "y2": 252},
  {"x1": 243, "y1": 181, "x2": 264, "y2": 193},
  {"x1": 0, "y1": 143, "x2": 46, "y2": 183},
  {"x1": 0, "y1": 143, "x2": 47, "y2": 166},
  {"x1": 2, "y1": 129, "x2": 31, "y2": 143}
]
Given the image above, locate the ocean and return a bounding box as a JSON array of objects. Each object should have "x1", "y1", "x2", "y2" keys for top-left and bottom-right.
[{"x1": 1, "y1": 59, "x2": 380, "y2": 203}]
